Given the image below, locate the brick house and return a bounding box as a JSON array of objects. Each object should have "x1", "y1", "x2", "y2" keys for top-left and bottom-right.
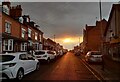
[
  {"x1": 43, "y1": 38, "x2": 56, "y2": 50},
  {"x1": 83, "y1": 19, "x2": 107, "y2": 55},
  {"x1": 103, "y1": 4, "x2": 120, "y2": 72},
  {"x1": 104, "y1": 4, "x2": 120, "y2": 61},
  {"x1": 1, "y1": 2, "x2": 43, "y2": 53}
]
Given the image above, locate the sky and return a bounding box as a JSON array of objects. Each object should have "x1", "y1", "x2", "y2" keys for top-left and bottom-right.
[{"x1": 10, "y1": 1, "x2": 119, "y2": 50}]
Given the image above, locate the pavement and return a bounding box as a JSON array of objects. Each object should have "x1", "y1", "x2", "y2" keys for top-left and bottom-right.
[{"x1": 80, "y1": 54, "x2": 120, "y2": 81}]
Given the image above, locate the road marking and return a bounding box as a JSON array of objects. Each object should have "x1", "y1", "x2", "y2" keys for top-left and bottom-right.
[{"x1": 80, "y1": 59, "x2": 103, "y2": 82}]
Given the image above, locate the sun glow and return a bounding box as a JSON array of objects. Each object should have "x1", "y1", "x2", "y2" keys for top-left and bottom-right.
[{"x1": 63, "y1": 38, "x2": 72, "y2": 43}]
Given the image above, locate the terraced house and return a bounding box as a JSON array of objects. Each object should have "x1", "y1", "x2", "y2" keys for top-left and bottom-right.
[
  {"x1": 1, "y1": 2, "x2": 43, "y2": 53},
  {"x1": 103, "y1": 4, "x2": 120, "y2": 61}
]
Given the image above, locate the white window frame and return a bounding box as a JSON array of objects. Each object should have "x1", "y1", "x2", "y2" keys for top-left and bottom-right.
[
  {"x1": 39, "y1": 44, "x2": 42, "y2": 50},
  {"x1": 19, "y1": 17, "x2": 24, "y2": 23},
  {"x1": 34, "y1": 42, "x2": 39, "y2": 50},
  {"x1": 3, "y1": 39, "x2": 13, "y2": 51},
  {"x1": 28, "y1": 28, "x2": 32, "y2": 37},
  {"x1": 35, "y1": 32, "x2": 38, "y2": 40},
  {"x1": 21, "y1": 43, "x2": 27, "y2": 51},
  {"x1": 3, "y1": 5, "x2": 9, "y2": 15},
  {"x1": 21, "y1": 28, "x2": 26, "y2": 38},
  {"x1": 5, "y1": 21, "x2": 11, "y2": 33}
]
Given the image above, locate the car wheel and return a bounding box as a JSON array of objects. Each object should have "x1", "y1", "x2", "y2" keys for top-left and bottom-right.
[
  {"x1": 36, "y1": 63, "x2": 40, "y2": 71},
  {"x1": 16, "y1": 69, "x2": 24, "y2": 80}
]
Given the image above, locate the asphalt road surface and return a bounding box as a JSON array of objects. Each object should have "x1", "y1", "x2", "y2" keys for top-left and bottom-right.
[{"x1": 22, "y1": 52, "x2": 100, "y2": 81}]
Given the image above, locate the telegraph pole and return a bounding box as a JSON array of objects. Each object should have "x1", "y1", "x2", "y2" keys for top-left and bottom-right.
[{"x1": 99, "y1": 0, "x2": 104, "y2": 71}]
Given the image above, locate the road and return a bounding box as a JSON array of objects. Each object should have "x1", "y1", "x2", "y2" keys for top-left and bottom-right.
[{"x1": 22, "y1": 52, "x2": 100, "y2": 81}]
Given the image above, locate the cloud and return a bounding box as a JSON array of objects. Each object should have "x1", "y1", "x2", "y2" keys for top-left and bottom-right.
[{"x1": 11, "y1": 2, "x2": 117, "y2": 49}]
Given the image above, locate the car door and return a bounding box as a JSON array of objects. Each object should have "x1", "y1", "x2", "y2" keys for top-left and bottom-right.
[
  {"x1": 27, "y1": 54, "x2": 37, "y2": 71},
  {"x1": 19, "y1": 54, "x2": 30, "y2": 74}
]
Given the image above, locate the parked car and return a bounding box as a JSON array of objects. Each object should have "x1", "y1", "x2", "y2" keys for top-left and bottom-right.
[
  {"x1": 53, "y1": 51, "x2": 57, "y2": 58},
  {"x1": 34, "y1": 50, "x2": 56, "y2": 63},
  {"x1": 75, "y1": 51, "x2": 81, "y2": 56},
  {"x1": 85, "y1": 51, "x2": 102, "y2": 63},
  {"x1": 0, "y1": 52, "x2": 40, "y2": 80}
]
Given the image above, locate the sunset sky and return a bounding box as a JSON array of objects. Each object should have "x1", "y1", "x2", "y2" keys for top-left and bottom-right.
[{"x1": 11, "y1": 1, "x2": 119, "y2": 50}]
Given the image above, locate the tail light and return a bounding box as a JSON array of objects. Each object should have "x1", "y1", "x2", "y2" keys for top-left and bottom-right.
[{"x1": 3, "y1": 63, "x2": 16, "y2": 68}]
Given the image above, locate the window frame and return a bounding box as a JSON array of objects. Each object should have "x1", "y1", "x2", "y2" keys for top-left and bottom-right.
[
  {"x1": 35, "y1": 32, "x2": 38, "y2": 40},
  {"x1": 5, "y1": 20, "x2": 11, "y2": 33},
  {"x1": 21, "y1": 43, "x2": 27, "y2": 51},
  {"x1": 21, "y1": 28, "x2": 26, "y2": 38},
  {"x1": 28, "y1": 28, "x2": 32, "y2": 37},
  {"x1": 3, "y1": 39, "x2": 13, "y2": 51}
]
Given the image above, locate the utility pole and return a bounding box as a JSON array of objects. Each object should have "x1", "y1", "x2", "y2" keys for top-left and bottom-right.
[{"x1": 99, "y1": 0, "x2": 104, "y2": 71}]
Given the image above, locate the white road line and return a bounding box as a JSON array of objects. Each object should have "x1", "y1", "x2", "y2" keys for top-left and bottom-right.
[{"x1": 80, "y1": 59, "x2": 103, "y2": 82}]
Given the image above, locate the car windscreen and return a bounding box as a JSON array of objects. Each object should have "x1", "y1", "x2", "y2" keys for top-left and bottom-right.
[
  {"x1": 91, "y1": 52, "x2": 101, "y2": 55},
  {"x1": 0, "y1": 55, "x2": 15, "y2": 62},
  {"x1": 35, "y1": 51, "x2": 45, "y2": 55}
]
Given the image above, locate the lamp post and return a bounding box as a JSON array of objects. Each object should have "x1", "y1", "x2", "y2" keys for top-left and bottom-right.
[{"x1": 99, "y1": 0, "x2": 104, "y2": 71}]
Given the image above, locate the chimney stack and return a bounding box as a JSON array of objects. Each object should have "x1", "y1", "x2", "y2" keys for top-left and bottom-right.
[{"x1": 10, "y1": 5, "x2": 22, "y2": 18}]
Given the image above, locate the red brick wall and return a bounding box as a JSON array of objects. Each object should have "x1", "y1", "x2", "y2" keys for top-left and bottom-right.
[
  {"x1": 2, "y1": 13, "x2": 21, "y2": 38},
  {"x1": 85, "y1": 20, "x2": 107, "y2": 53}
]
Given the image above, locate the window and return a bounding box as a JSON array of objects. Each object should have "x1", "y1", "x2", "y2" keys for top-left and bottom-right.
[
  {"x1": 35, "y1": 51, "x2": 45, "y2": 55},
  {"x1": 35, "y1": 43, "x2": 39, "y2": 50},
  {"x1": 3, "y1": 5, "x2": 9, "y2": 15},
  {"x1": 19, "y1": 17, "x2": 23, "y2": 23},
  {"x1": 3, "y1": 39, "x2": 13, "y2": 51},
  {"x1": 0, "y1": 55, "x2": 15, "y2": 62},
  {"x1": 35, "y1": 32, "x2": 38, "y2": 40},
  {"x1": 28, "y1": 40, "x2": 33, "y2": 46},
  {"x1": 21, "y1": 28, "x2": 26, "y2": 38},
  {"x1": 39, "y1": 34, "x2": 42, "y2": 42},
  {"x1": 28, "y1": 28, "x2": 32, "y2": 37},
  {"x1": 39, "y1": 44, "x2": 42, "y2": 50},
  {"x1": 19, "y1": 54, "x2": 27, "y2": 60},
  {"x1": 5, "y1": 21, "x2": 11, "y2": 33},
  {"x1": 21, "y1": 43, "x2": 27, "y2": 51},
  {"x1": 47, "y1": 51, "x2": 55, "y2": 55}
]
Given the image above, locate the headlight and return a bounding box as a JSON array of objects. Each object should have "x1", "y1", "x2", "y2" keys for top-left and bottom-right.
[
  {"x1": 43, "y1": 55, "x2": 47, "y2": 57},
  {"x1": 2, "y1": 63, "x2": 16, "y2": 70}
]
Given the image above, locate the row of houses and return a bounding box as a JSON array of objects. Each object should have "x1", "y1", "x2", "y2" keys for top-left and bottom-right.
[
  {"x1": 76, "y1": 3, "x2": 120, "y2": 72},
  {"x1": 0, "y1": 2, "x2": 64, "y2": 54}
]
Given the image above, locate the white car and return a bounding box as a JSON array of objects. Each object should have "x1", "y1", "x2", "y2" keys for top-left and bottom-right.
[
  {"x1": 34, "y1": 50, "x2": 56, "y2": 63},
  {"x1": 85, "y1": 51, "x2": 102, "y2": 63},
  {"x1": 0, "y1": 52, "x2": 40, "y2": 80}
]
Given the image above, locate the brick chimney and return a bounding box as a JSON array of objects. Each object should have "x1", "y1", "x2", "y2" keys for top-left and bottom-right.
[
  {"x1": 10, "y1": 5, "x2": 22, "y2": 18},
  {"x1": 22, "y1": 15, "x2": 30, "y2": 23}
]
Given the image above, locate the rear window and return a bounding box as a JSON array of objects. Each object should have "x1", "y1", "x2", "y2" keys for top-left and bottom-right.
[
  {"x1": 35, "y1": 51, "x2": 45, "y2": 55},
  {"x1": 47, "y1": 51, "x2": 55, "y2": 54},
  {"x1": 91, "y1": 52, "x2": 101, "y2": 55},
  {"x1": 0, "y1": 55, "x2": 15, "y2": 62}
]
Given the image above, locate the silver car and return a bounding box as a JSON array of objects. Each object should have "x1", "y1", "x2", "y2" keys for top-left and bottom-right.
[{"x1": 85, "y1": 51, "x2": 102, "y2": 63}]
